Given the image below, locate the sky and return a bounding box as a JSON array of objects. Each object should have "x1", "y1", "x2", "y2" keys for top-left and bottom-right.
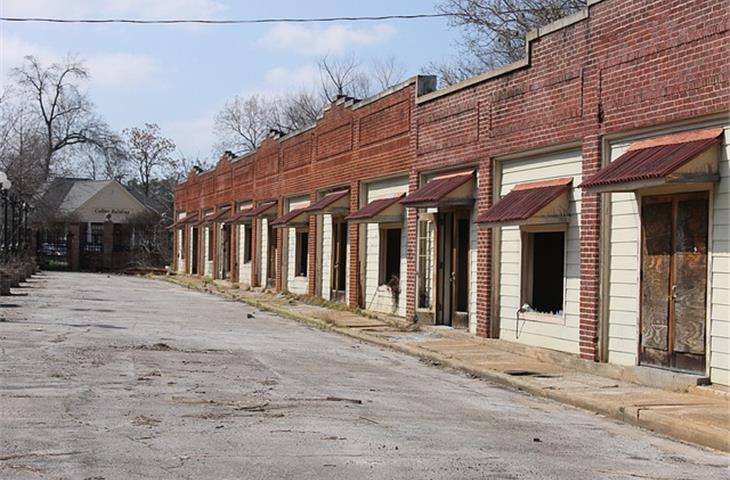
[{"x1": 0, "y1": 0, "x2": 460, "y2": 162}]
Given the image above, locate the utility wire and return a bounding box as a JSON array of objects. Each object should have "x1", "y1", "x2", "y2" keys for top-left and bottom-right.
[{"x1": 0, "y1": 14, "x2": 451, "y2": 25}]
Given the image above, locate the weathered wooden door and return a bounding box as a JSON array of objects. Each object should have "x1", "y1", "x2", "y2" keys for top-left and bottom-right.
[
  {"x1": 330, "y1": 220, "x2": 348, "y2": 302},
  {"x1": 640, "y1": 192, "x2": 708, "y2": 373}
]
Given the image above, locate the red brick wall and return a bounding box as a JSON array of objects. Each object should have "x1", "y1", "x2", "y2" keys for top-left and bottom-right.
[
  {"x1": 173, "y1": 0, "x2": 729, "y2": 360},
  {"x1": 411, "y1": 0, "x2": 729, "y2": 358}
]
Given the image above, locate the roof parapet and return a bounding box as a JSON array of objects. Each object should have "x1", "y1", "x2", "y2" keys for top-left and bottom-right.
[{"x1": 417, "y1": 2, "x2": 602, "y2": 104}]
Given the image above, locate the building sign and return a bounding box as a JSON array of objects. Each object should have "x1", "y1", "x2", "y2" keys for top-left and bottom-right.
[{"x1": 94, "y1": 208, "x2": 131, "y2": 215}]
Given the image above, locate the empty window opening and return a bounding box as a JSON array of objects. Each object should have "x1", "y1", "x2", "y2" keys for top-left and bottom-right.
[
  {"x1": 379, "y1": 227, "x2": 402, "y2": 288},
  {"x1": 523, "y1": 231, "x2": 565, "y2": 314},
  {"x1": 295, "y1": 229, "x2": 309, "y2": 277},
  {"x1": 416, "y1": 218, "x2": 433, "y2": 309},
  {"x1": 243, "y1": 226, "x2": 252, "y2": 263}
]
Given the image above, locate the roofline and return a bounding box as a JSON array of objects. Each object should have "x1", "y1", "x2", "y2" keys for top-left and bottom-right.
[{"x1": 416, "y1": 0, "x2": 605, "y2": 104}]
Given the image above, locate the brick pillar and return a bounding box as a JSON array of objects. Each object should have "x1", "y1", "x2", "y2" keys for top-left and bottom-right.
[
  {"x1": 475, "y1": 158, "x2": 494, "y2": 338},
  {"x1": 275, "y1": 202, "x2": 283, "y2": 291},
  {"x1": 579, "y1": 135, "x2": 602, "y2": 360},
  {"x1": 67, "y1": 223, "x2": 80, "y2": 271},
  {"x1": 347, "y1": 181, "x2": 360, "y2": 309},
  {"x1": 250, "y1": 219, "x2": 259, "y2": 287},
  {"x1": 404, "y1": 170, "x2": 419, "y2": 322},
  {"x1": 102, "y1": 222, "x2": 114, "y2": 270},
  {"x1": 307, "y1": 192, "x2": 317, "y2": 296}
]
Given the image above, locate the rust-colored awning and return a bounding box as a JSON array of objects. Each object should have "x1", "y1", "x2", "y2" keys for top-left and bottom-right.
[
  {"x1": 226, "y1": 207, "x2": 254, "y2": 224},
  {"x1": 271, "y1": 207, "x2": 310, "y2": 228},
  {"x1": 305, "y1": 190, "x2": 350, "y2": 215},
  {"x1": 167, "y1": 213, "x2": 198, "y2": 230},
  {"x1": 196, "y1": 207, "x2": 230, "y2": 225},
  {"x1": 241, "y1": 201, "x2": 277, "y2": 219},
  {"x1": 581, "y1": 128, "x2": 722, "y2": 192},
  {"x1": 401, "y1": 170, "x2": 475, "y2": 208},
  {"x1": 345, "y1": 194, "x2": 405, "y2": 224},
  {"x1": 477, "y1": 177, "x2": 572, "y2": 226}
]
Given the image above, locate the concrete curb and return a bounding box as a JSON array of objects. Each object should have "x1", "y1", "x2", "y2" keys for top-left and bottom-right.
[{"x1": 156, "y1": 276, "x2": 729, "y2": 453}]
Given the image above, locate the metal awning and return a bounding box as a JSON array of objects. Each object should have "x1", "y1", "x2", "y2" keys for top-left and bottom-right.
[
  {"x1": 305, "y1": 190, "x2": 350, "y2": 215},
  {"x1": 226, "y1": 207, "x2": 254, "y2": 224},
  {"x1": 477, "y1": 177, "x2": 573, "y2": 226},
  {"x1": 271, "y1": 207, "x2": 310, "y2": 228},
  {"x1": 196, "y1": 207, "x2": 229, "y2": 225},
  {"x1": 401, "y1": 170, "x2": 475, "y2": 208},
  {"x1": 167, "y1": 213, "x2": 198, "y2": 229},
  {"x1": 240, "y1": 201, "x2": 278, "y2": 219},
  {"x1": 580, "y1": 128, "x2": 722, "y2": 192},
  {"x1": 345, "y1": 194, "x2": 405, "y2": 224}
]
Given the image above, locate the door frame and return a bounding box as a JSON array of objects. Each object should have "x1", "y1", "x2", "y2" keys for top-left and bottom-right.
[
  {"x1": 330, "y1": 218, "x2": 348, "y2": 303},
  {"x1": 638, "y1": 189, "x2": 711, "y2": 374},
  {"x1": 435, "y1": 207, "x2": 472, "y2": 327}
]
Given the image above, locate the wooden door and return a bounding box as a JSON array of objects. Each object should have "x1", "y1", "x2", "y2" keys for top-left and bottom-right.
[
  {"x1": 330, "y1": 220, "x2": 347, "y2": 302},
  {"x1": 640, "y1": 192, "x2": 708, "y2": 373},
  {"x1": 436, "y1": 212, "x2": 453, "y2": 325}
]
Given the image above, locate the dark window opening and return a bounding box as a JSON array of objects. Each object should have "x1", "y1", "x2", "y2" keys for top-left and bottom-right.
[
  {"x1": 380, "y1": 227, "x2": 402, "y2": 287},
  {"x1": 243, "y1": 226, "x2": 252, "y2": 263},
  {"x1": 295, "y1": 230, "x2": 309, "y2": 276},
  {"x1": 526, "y1": 231, "x2": 565, "y2": 314},
  {"x1": 207, "y1": 227, "x2": 214, "y2": 261}
]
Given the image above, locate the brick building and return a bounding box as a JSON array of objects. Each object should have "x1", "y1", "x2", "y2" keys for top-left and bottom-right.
[{"x1": 172, "y1": 0, "x2": 730, "y2": 386}]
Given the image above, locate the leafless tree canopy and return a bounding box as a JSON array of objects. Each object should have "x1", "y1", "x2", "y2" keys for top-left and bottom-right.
[
  {"x1": 213, "y1": 55, "x2": 407, "y2": 154},
  {"x1": 11, "y1": 55, "x2": 110, "y2": 181},
  {"x1": 122, "y1": 123, "x2": 177, "y2": 198},
  {"x1": 428, "y1": 0, "x2": 586, "y2": 86}
]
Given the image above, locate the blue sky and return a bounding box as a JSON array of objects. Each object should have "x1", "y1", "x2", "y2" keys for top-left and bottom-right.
[{"x1": 0, "y1": 0, "x2": 459, "y2": 161}]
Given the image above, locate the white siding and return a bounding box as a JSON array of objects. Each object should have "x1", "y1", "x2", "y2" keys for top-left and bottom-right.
[
  {"x1": 468, "y1": 173, "x2": 479, "y2": 334},
  {"x1": 238, "y1": 224, "x2": 252, "y2": 287},
  {"x1": 320, "y1": 214, "x2": 333, "y2": 301},
  {"x1": 284, "y1": 196, "x2": 310, "y2": 295},
  {"x1": 258, "y1": 218, "x2": 268, "y2": 287},
  {"x1": 176, "y1": 228, "x2": 185, "y2": 273},
  {"x1": 710, "y1": 128, "x2": 730, "y2": 386},
  {"x1": 363, "y1": 177, "x2": 409, "y2": 316},
  {"x1": 203, "y1": 226, "x2": 213, "y2": 277},
  {"x1": 606, "y1": 141, "x2": 640, "y2": 365},
  {"x1": 497, "y1": 149, "x2": 583, "y2": 354}
]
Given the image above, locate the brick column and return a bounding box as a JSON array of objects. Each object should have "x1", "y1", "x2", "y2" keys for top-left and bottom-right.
[
  {"x1": 347, "y1": 181, "x2": 360, "y2": 309},
  {"x1": 579, "y1": 135, "x2": 602, "y2": 360},
  {"x1": 404, "y1": 169, "x2": 419, "y2": 322},
  {"x1": 102, "y1": 222, "x2": 114, "y2": 270},
  {"x1": 475, "y1": 157, "x2": 493, "y2": 338},
  {"x1": 307, "y1": 192, "x2": 317, "y2": 296},
  {"x1": 67, "y1": 223, "x2": 80, "y2": 271}
]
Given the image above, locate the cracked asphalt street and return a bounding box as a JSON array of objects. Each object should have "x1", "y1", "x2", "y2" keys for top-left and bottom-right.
[{"x1": 1, "y1": 272, "x2": 727, "y2": 479}]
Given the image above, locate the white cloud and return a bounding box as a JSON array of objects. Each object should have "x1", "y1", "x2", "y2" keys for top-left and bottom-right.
[
  {"x1": 0, "y1": 34, "x2": 158, "y2": 90},
  {"x1": 260, "y1": 23, "x2": 397, "y2": 55},
  {"x1": 161, "y1": 111, "x2": 217, "y2": 159},
  {"x1": 86, "y1": 53, "x2": 158, "y2": 88},
  {"x1": 0, "y1": 0, "x2": 226, "y2": 19}
]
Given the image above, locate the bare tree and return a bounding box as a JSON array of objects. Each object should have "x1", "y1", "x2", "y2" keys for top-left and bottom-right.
[
  {"x1": 122, "y1": 123, "x2": 177, "y2": 198},
  {"x1": 0, "y1": 101, "x2": 46, "y2": 199},
  {"x1": 428, "y1": 0, "x2": 586, "y2": 85},
  {"x1": 214, "y1": 94, "x2": 275, "y2": 153},
  {"x1": 11, "y1": 55, "x2": 108, "y2": 181},
  {"x1": 371, "y1": 56, "x2": 407, "y2": 91},
  {"x1": 318, "y1": 55, "x2": 373, "y2": 102}
]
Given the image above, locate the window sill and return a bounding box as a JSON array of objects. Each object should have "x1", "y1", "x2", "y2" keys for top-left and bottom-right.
[
  {"x1": 294, "y1": 274, "x2": 308, "y2": 278},
  {"x1": 519, "y1": 311, "x2": 565, "y2": 324}
]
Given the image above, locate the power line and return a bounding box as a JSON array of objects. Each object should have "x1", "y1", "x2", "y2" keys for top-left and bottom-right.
[{"x1": 0, "y1": 14, "x2": 451, "y2": 25}]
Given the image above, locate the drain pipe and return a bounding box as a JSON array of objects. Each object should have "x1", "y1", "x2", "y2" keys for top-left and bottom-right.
[{"x1": 516, "y1": 304, "x2": 530, "y2": 339}]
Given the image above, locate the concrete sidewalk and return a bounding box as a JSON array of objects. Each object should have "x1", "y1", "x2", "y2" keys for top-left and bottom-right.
[{"x1": 159, "y1": 274, "x2": 730, "y2": 453}]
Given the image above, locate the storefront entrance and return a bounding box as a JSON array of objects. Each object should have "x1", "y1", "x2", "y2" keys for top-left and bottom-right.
[
  {"x1": 436, "y1": 210, "x2": 470, "y2": 328},
  {"x1": 218, "y1": 224, "x2": 231, "y2": 280},
  {"x1": 331, "y1": 220, "x2": 348, "y2": 302},
  {"x1": 640, "y1": 191, "x2": 708, "y2": 374},
  {"x1": 190, "y1": 227, "x2": 199, "y2": 274}
]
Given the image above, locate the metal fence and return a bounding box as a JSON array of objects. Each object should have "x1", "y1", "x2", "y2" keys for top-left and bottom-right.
[{"x1": 0, "y1": 189, "x2": 32, "y2": 261}]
